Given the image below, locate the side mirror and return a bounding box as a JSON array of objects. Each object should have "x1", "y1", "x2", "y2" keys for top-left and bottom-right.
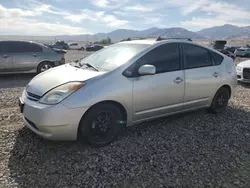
[{"x1": 138, "y1": 64, "x2": 156, "y2": 75}]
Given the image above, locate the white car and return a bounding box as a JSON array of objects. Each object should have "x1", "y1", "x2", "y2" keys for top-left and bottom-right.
[
  {"x1": 234, "y1": 48, "x2": 250, "y2": 57},
  {"x1": 236, "y1": 60, "x2": 250, "y2": 83}
]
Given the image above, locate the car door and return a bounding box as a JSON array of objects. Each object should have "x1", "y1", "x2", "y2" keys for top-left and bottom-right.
[
  {"x1": 181, "y1": 43, "x2": 222, "y2": 110},
  {"x1": 12, "y1": 41, "x2": 42, "y2": 71},
  {"x1": 131, "y1": 43, "x2": 185, "y2": 122},
  {"x1": 0, "y1": 41, "x2": 13, "y2": 72}
]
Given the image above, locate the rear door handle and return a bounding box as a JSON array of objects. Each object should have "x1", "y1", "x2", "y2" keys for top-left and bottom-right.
[
  {"x1": 213, "y1": 72, "x2": 219, "y2": 77},
  {"x1": 3, "y1": 55, "x2": 9, "y2": 58},
  {"x1": 174, "y1": 77, "x2": 183, "y2": 84},
  {"x1": 33, "y1": 54, "x2": 37, "y2": 57}
]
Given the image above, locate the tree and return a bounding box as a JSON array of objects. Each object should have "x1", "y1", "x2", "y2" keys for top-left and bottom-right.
[{"x1": 99, "y1": 37, "x2": 112, "y2": 45}]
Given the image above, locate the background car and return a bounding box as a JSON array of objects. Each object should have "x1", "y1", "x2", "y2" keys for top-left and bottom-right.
[
  {"x1": 69, "y1": 42, "x2": 78, "y2": 47},
  {"x1": 236, "y1": 60, "x2": 250, "y2": 83},
  {"x1": 225, "y1": 46, "x2": 240, "y2": 53},
  {"x1": 20, "y1": 38, "x2": 237, "y2": 147},
  {"x1": 234, "y1": 48, "x2": 250, "y2": 57},
  {"x1": 0, "y1": 40, "x2": 65, "y2": 73},
  {"x1": 49, "y1": 41, "x2": 69, "y2": 50},
  {"x1": 85, "y1": 44, "x2": 104, "y2": 51},
  {"x1": 218, "y1": 49, "x2": 236, "y2": 61},
  {"x1": 68, "y1": 42, "x2": 85, "y2": 50}
]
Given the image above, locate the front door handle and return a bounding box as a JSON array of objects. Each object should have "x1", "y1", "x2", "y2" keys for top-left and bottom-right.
[
  {"x1": 174, "y1": 77, "x2": 183, "y2": 84},
  {"x1": 213, "y1": 72, "x2": 219, "y2": 77},
  {"x1": 3, "y1": 55, "x2": 9, "y2": 58}
]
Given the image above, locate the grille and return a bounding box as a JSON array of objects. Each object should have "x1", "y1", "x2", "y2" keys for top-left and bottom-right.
[
  {"x1": 243, "y1": 68, "x2": 250, "y2": 79},
  {"x1": 26, "y1": 92, "x2": 41, "y2": 101}
]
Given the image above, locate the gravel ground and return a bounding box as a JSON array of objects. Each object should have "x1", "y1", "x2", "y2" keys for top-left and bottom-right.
[{"x1": 1, "y1": 51, "x2": 250, "y2": 187}]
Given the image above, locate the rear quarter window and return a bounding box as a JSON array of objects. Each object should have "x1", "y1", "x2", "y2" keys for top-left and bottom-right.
[{"x1": 210, "y1": 51, "x2": 224, "y2": 65}]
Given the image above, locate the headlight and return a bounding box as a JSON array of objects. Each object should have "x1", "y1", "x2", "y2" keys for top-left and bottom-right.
[
  {"x1": 236, "y1": 66, "x2": 242, "y2": 71},
  {"x1": 39, "y1": 82, "x2": 85, "y2": 105}
]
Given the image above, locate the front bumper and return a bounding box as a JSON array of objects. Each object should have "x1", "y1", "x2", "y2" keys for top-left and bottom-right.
[
  {"x1": 20, "y1": 91, "x2": 89, "y2": 141},
  {"x1": 237, "y1": 70, "x2": 250, "y2": 83}
]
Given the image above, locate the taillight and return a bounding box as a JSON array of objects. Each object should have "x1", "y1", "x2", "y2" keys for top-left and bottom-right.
[{"x1": 61, "y1": 56, "x2": 65, "y2": 63}]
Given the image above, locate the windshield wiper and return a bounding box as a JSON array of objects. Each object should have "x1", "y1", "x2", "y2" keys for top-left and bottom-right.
[{"x1": 81, "y1": 62, "x2": 99, "y2": 71}]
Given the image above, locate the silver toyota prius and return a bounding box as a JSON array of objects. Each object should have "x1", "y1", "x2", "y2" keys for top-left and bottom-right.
[{"x1": 19, "y1": 38, "x2": 237, "y2": 147}]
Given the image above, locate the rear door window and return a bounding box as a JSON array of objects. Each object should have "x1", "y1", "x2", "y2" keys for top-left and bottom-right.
[
  {"x1": 210, "y1": 51, "x2": 224, "y2": 65},
  {"x1": 20, "y1": 42, "x2": 43, "y2": 53},
  {"x1": 182, "y1": 43, "x2": 212, "y2": 69}
]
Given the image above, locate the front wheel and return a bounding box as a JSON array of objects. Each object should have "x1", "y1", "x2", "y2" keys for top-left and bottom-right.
[
  {"x1": 79, "y1": 104, "x2": 125, "y2": 147},
  {"x1": 208, "y1": 87, "x2": 230, "y2": 114}
]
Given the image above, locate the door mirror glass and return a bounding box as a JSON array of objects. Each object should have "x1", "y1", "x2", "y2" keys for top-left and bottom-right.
[{"x1": 138, "y1": 64, "x2": 156, "y2": 75}]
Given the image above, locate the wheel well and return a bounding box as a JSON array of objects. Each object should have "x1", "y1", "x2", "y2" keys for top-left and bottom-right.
[
  {"x1": 221, "y1": 85, "x2": 232, "y2": 98},
  {"x1": 78, "y1": 100, "x2": 127, "y2": 127}
]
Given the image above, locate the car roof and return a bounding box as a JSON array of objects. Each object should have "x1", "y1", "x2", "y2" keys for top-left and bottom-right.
[
  {"x1": 119, "y1": 39, "x2": 194, "y2": 45},
  {"x1": 0, "y1": 40, "x2": 46, "y2": 46},
  {"x1": 119, "y1": 40, "x2": 158, "y2": 45}
]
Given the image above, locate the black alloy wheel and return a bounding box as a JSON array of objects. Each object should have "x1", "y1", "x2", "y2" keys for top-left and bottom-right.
[
  {"x1": 79, "y1": 103, "x2": 125, "y2": 147},
  {"x1": 208, "y1": 87, "x2": 230, "y2": 114}
]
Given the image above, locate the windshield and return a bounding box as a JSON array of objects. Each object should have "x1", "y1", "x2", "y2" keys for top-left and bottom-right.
[{"x1": 80, "y1": 43, "x2": 150, "y2": 71}]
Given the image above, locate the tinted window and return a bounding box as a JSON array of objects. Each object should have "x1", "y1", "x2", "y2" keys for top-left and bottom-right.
[
  {"x1": 20, "y1": 42, "x2": 43, "y2": 53},
  {"x1": 0, "y1": 41, "x2": 14, "y2": 53},
  {"x1": 0, "y1": 41, "x2": 42, "y2": 53},
  {"x1": 0, "y1": 42, "x2": 5, "y2": 53},
  {"x1": 210, "y1": 51, "x2": 224, "y2": 65},
  {"x1": 183, "y1": 43, "x2": 212, "y2": 69},
  {"x1": 136, "y1": 43, "x2": 180, "y2": 74}
]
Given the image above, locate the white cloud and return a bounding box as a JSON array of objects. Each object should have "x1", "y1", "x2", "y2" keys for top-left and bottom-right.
[
  {"x1": 0, "y1": 4, "x2": 90, "y2": 35},
  {"x1": 200, "y1": 1, "x2": 250, "y2": 21},
  {"x1": 91, "y1": 0, "x2": 109, "y2": 7},
  {"x1": 1, "y1": 18, "x2": 91, "y2": 35},
  {"x1": 33, "y1": 4, "x2": 66, "y2": 15},
  {"x1": 181, "y1": 17, "x2": 250, "y2": 30},
  {"x1": 123, "y1": 5, "x2": 153, "y2": 12},
  {"x1": 0, "y1": 4, "x2": 40, "y2": 17},
  {"x1": 64, "y1": 9, "x2": 129, "y2": 27},
  {"x1": 180, "y1": 1, "x2": 250, "y2": 30},
  {"x1": 91, "y1": 0, "x2": 130, "y2": 9}
]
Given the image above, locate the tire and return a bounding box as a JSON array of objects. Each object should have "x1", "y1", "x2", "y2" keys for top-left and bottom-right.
[
  {"x1": 208, "y1": 87, "x2": 230, "y2": 114},
  {"x1": 79, "y1": 103, "x2": 125, "y2": 147},
  {"x1": 37, "y1": 62, "x2": 53, "y2": 74}
]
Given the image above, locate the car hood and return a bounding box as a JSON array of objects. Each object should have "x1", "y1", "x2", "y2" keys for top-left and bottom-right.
[
  {"x1": 238, "y1": 60, "x2": 250, "y2": 68},
  {"x1": 26, "y1": 64, "x2": 105, "y2": 96}
]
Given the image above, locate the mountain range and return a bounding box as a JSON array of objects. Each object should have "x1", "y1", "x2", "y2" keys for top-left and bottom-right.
[{"x1": 57, "y1": 24, "x2": 250, "y2": 42}]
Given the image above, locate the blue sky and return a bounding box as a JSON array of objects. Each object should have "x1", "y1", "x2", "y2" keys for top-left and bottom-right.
[{"x1": 1, "y1": 0, "x2": 250, "y2": 35}]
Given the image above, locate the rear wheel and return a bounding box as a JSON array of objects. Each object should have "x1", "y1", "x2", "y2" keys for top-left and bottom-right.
[
  {"x1": 37, "y1": 62, "x2": 53, "y2": 74},
  {"x1": 208, "y1": 87, "x2": 230, "y2": 114},
  {"x1": 79, "y1": 104, "x2": 125, "y2": 147}
]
